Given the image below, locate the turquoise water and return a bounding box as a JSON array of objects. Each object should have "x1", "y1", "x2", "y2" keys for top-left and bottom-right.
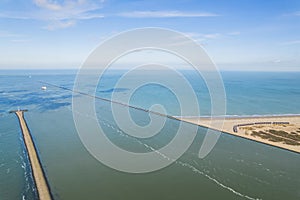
[{"x1": 0, "y1": 70, "x2": 300, "y2": 199}]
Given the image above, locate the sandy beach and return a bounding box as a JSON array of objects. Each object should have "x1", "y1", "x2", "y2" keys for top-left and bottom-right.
[{"x1": 176, "y1": 115, "x2": 300, "y2": 153}]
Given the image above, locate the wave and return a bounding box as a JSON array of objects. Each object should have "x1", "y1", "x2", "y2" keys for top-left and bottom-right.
[
  {"x1": 19, "y1": 135, "x2": 38, "y2": 200},
  {"x1": 98, "y1": 87, "x2": 129, "y2": 93},
  {"x1": 96, "y1": 115, "x2": 261, "y2": 200}
]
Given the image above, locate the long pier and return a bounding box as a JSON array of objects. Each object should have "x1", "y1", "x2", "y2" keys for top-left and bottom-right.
[
  {"x1": 11, "y1": 110, "x2": 52, "y2": 200},
  {"x1": 40, "y1": 81, "x2": 300, "y2": 154}
]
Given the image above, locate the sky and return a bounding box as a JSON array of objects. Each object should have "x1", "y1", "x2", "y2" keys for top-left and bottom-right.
[{"x1": 0, "y1": 0, "x2": 299, "y2": 71}]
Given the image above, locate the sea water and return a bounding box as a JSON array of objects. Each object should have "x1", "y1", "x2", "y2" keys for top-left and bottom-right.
[{"x1": 0, "y1": 70, "x2": 299, "y2": 200}]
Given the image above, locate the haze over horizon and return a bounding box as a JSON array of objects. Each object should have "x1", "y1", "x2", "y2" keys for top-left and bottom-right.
[{"x1": 0, "y1": 0, "x2": 299, "y2": 71}]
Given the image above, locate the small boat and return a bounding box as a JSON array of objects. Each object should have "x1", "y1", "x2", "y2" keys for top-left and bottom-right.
[{"x1": 41, "y1": 86, "x2": 47, "y2": 90}]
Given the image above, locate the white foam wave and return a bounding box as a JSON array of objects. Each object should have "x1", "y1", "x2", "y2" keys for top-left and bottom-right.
[
  {"x1": 74, "y1": 109, "x2": 262, "y2": 199},
  {"x1": 101, "y1": 119, "x2": 261, "y2": 200}
]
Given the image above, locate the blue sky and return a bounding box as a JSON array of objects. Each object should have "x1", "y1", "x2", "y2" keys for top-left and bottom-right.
[{"x1": 0, "y1": 0, "x2": 299, "y2": 71}]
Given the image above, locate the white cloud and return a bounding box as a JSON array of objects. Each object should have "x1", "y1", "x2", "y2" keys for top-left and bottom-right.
[
  {"x1": 272, "y1": 59, "x2": 281, "y2": 63},
  {"x1": 291, "y1": 11, "x2": 300, "y2": 16},
  {"x1": 283, "y1": 11, "x2": 300, "y2": 17},
  {"x1": 0, "y1": 12, "x2": 31, "y2": 20},
  {"x1": 118, "y1": 10, "x2": 219, "y2": 18},
  {"x1": 177, "y1": 32, "x2": 220, "y2": 39},
  {"x1": 281, "y1": 40, "x2": 300, "y2": 45},
  {"x1": 227, "y1": 31, "x2": 240, "y2": 36},
  {"x1": 11, "y1": 39, "x2": 31, "y2": 43},
  {"x1": 44, "y1": 20, "x2": 76, "y2": 30},
  {"x1": 183, "y1": 32, "x2": 221, "y2": 41},
  {"x1": 0, "y1": 30, "x2": 30, "y2": 43},
  {"x1": 32, "y1": 0, "x2": 105, "y2": 21},
  {"x1": 0, "y1": 0, "x2": 105, "y2": 30},
  {"x1": 168, "y1": 32, "x2": 221, "y2": 47},
  {"x1": 0, "y1": 31, "x2": 24, "y2": 38},
  {"x1": 33, "y1": 0, "x2": 63, "y2": 11},
  {"x1": 202, "y1": 33, "x2": 221, "y2": 39}
]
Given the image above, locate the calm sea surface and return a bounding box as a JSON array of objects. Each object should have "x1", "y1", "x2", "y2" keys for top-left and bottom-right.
[{"x1": 0, "y1": 70, "x2": 299, "y2": 200}]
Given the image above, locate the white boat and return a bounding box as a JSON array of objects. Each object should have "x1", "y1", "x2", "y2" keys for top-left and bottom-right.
[{"x1": 41, "y1": 86, "x2": 47, "y2": 90}]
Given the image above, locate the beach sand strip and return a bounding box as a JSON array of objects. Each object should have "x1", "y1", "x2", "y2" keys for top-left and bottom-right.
[{"x1": 176, "y1": 115, "x2": 300, "y2": 153}]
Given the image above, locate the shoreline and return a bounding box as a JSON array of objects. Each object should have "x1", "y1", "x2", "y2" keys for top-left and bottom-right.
[
  {"x1": 176, "y1": 115, "x2": 300, "y2": 154},
  {"x1": 174, "y1": 114, "x2": 300, "y2": 119}
]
